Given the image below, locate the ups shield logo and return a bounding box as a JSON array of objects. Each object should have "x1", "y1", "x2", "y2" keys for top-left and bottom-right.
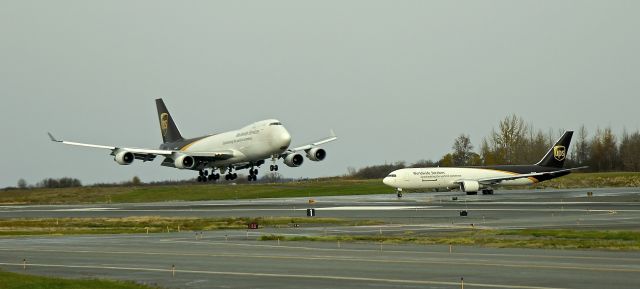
[
  {"x1": 160, "y1": 113, "x2": 169, "y2": 136},
  {"x1": 553, "y1": 145, "x2": 566, "y2": 161}
]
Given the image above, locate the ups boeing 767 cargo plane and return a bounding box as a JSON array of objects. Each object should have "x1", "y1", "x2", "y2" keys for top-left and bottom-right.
[
  {"x1": 49, "y1": 99, "x2": 337, "y2": 182},
  {"x1": 383, "y1": 131, "x2": 586, "y2": 197}
]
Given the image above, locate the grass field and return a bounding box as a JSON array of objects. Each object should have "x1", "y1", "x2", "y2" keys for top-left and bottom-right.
[
  {"x1": 0, "y1": 270, "x2": 160, "y2": 289},
  {"x1": 1, "y1": 172, "x2": 639, "y2": 205},
  {"x1": 0, "y1": 179, "x2": 388, "y2": 205},
  {"x1": 0, "y1": 217, "x2": 382, "y2": 236},
  {"x1": 532, "y1": 171, "x2": 640, "y2": 189},
  {"x1": 260, "y1": 229, "x2": 640, "y2": 250}
]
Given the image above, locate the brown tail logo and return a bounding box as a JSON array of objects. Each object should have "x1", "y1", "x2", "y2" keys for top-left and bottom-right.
[{"x1": 553, "y1": 145, "x2": 566, "y2": 161}]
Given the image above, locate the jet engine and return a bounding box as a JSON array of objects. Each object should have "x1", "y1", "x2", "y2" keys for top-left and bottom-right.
[
  {"x1": 174, "y1": 154, "x2": 196, "y2": 169},
  {"x1": 283, "y1": 153, "x2": 304, "y2": 167},
  {"x1": 459, "y1": 180, "x2": 480, "y2": 193},
  {"x1": 114, "y1": 150, "x2": 134, "y2": 165},
  {"x1": 305, "y1": 147, "x2": 326, "y2": 161}
]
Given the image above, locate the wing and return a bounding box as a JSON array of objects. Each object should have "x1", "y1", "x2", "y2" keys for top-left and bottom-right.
[
  {"x1": 48, "y1": 132, "x2": 171, "y2": 162},
  {"x1": 471, "y1": 167, "x2": 589, "y2": 185},
  {"x1": 48, "y1": 133, "x2": 234, "y2": 164},
  {"x1": 287, "y1": 129, "x2": 337, "y2": 152}
]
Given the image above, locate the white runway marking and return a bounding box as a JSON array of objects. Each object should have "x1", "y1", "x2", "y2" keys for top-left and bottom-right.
[
  {"x1": 0, "y1": 262, "x2": 569, "y2": 289},
  {"x1": 53, "y1": 208, "x2": 119, "y2": 212},
  {"x1": 311, "y1": 206, "x2": 441, "y2": 211}
]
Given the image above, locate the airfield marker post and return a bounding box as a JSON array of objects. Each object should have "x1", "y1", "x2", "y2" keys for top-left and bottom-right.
[
  {"x1": 178, "y1": 225, "x2": 180, "y2": 232},
  {"x1": 449, "y1": 244, "x2": 452, "y2": 254},
  {"x1": 461, "y1": 277, "x2": 464, "y2": 289},
  {"x1": 172, "y1": 264, "x2": 175, "y2": 277},
  {"x1": 22, "y1": 258, "x2": 26, "y2": 270},
  {"x1": 146, "y1": 227, "x2": 149, "y2": 234}
]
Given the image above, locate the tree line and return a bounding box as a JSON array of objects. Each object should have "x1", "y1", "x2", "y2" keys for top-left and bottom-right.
[{"x1": 348, "y1": 114, "x2": 640, "y2": 179}]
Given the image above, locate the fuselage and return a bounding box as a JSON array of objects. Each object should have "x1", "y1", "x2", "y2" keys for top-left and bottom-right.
[
  {"x1": 383, "y1": 165, "x2": 568, "y2": 190},
  {"x1": 160, "y1": 119, "x2": 291, "y2": 167}
]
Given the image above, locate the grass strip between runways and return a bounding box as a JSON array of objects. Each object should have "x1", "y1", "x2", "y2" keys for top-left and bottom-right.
[
  {"x1": 0, "y1": 270, "x2": 162, "y2": 289},
  {"x1": 0, "y1": 217, "x2": 383, "y2": 236},
  {"x1": 260, "y1": 229, "x2": 640, "y2": 251}
]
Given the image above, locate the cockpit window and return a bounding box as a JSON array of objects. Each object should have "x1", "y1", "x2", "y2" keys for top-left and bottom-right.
[
  {"x1": 387, "y1": 174, "x2": 396, "y2": 178},
  {"x1": 269, "y1": 122, "x2": 282, "y2": 126}
]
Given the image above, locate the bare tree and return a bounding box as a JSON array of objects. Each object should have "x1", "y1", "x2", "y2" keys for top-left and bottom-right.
[
  {"x1": 489, "y1": 114, "x2": 528, "y2": 164},
  {"x1": 451, "y1": 134, "x2": 474, "y2": 166},
  {"x1": 620, "y1": 130, "x2": 640, "y2": 171}
]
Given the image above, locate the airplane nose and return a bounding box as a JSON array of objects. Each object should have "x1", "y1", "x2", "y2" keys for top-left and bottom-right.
[
  {"x1": 383, "y1": 177, "x2": 392, "y2": 186},
  {"x1": 279, "y1": 129, "x2": 292, "y2": 148}
]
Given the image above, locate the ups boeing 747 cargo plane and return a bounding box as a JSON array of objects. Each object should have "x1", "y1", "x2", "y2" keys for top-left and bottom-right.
[
  {"x1": 49, "y1": 99, "x2": 337, "y2": 182},
  {"x1": 383, "y1": 131, "x2": 586, "y2": 197}
]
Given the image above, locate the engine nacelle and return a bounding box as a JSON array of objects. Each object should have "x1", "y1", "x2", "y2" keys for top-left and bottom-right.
[
  {"x1": 114, "y1": 150, "x2": 134, "y2": 165},
  {"x1": 283, "y1": 153, "x2": 304, "y2": 167},
  {"x1": 459, "y1": 180, "x2": 480, "y2": 193},
  {"x1": 174, "y1": 154, "x2": 195, "y2": 169},
  {"x1": 306, "y1": 147, "x2": 326, "y2": 161}
]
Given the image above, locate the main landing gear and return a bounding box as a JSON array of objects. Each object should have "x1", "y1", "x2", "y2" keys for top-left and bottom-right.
[
  {"x1": 225, "y1": 167, "x2": 238, "y2": 181},
  {"x1": 197, "y1": 170, "x2": 220, "y2": 182},
  {"x1": 247, "y1": 168, "x2": 259, "y2": 182},
  {"x1": 482, "y1": 189, "x2": 494, "y2": 195},
  {"x1": 396, "y1": 188, "x2": 403, "y2": 198}
]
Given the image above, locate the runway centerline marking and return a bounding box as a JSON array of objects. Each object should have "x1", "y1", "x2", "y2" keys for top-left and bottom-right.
[{"x1": 0, "y1": 262, "x2": 568, "y2": 289}]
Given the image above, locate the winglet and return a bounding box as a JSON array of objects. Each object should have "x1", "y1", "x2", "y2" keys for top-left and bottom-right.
[
  {"x1": 47, "y1": 132, "x2": 62, "y2": 142},
  {"x1": 330, "y1": 129, "x2": 336, "y2": 138}
]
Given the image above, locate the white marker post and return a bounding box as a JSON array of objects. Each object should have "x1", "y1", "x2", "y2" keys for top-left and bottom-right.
[
  {"x1": 22, "y1": 258, "x2": 26, "y2": 270},
  {"x1": 172, "y1": 264, "x2": 175, "y2": 277}
]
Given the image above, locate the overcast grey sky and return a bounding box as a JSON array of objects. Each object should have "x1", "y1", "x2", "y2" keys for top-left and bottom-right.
[{"x1": 1, "y1": 1, "x2": 638, "y2": 187}]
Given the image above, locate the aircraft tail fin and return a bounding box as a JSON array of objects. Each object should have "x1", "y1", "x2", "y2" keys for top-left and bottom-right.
[
  {"x1": 155, "y1": 98, "x2": 183, "y2": 144},
  {"x1": 535, "y1": 131, "x2": 573, "y2": 168}
]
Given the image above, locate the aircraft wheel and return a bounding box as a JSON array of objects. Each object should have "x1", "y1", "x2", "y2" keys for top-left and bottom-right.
[
  {"x1": 224, "y1": 174, "x2": 230, "y2": 181},
  {"x1": 233, "y1": 173, "x2": 238, "y2": 180},
  {"x1": 248, "y1": 175, "x2": 253, "y2": 181},
  {"x1": 274, "y1": 165, "x2": 279, "y2": 171},
  {"x1": 197, "y1": 176, "x2": 203, "y2": 182},
  {"x1": 397, "y1": 192, "x2": 403, "y2": 198},
  {"x1": 269, "y1": 165, "x2": 274, "y2": 171},
  {"x1": 204, "y1": 170, "x2": 209, "y2": 176},
  {"x1": 254, "y1": 169, "x2": 258, "y2": 175},
  {"x1": 466, "y1": 191, "x2": 478, "y2": 195}
]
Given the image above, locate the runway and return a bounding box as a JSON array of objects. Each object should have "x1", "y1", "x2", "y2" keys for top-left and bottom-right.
[{"x1": 1, "y1": 187, "x2": 639, "y2": 288}]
